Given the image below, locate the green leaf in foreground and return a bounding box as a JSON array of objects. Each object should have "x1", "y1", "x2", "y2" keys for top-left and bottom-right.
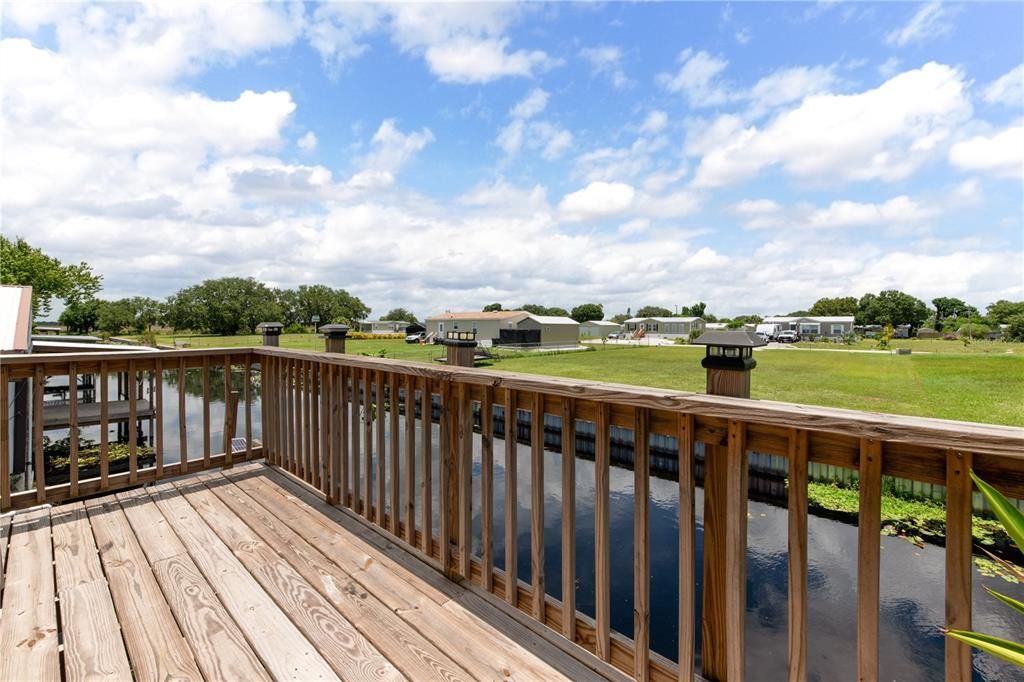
[
  {"x1": 945, "y1": 630, "x2": 1024, "y2": 667},
  {"x1": 971, "y1": 470, "x2": 1024, "y2": 552},
  {"x1": 986, "y1": 587, "x2": 1024, "y2": 617}
]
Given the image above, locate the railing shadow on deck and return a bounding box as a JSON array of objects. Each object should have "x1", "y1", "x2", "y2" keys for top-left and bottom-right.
[{"x1": 2, "y1": 345, "x2": 1023, "y2": 682}]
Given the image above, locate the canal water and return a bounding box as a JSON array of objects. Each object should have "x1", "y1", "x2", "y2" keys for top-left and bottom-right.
[{"x1": 36, "y1": 371, "x2": 1024, "y2": 681}]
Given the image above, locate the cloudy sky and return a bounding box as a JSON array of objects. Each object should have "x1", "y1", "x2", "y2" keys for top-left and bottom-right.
[{"x1": 2, "y1": 1, "x2": 1022, "y2": 319}]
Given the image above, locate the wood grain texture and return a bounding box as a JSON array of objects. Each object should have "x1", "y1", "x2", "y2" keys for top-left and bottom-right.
[
  {"x1": 595, "y1": 401, "x2": 611, "y2": 661},
  {"x1": 504, "y1": 388, "x2": 518, "y2": 605},
  {"x1": 0, "y1": 508, "x2": 60, "y2": 681},
  {"x1": 857, "y1": 438, "x2": 882, "y2": 682},
  {"x1": 84, "y1": 496, "x2": 203, "y2": 682},
  {"x1": 178, "y1": 358, "x2": 187, "y2": 464},
  {"x1": 69, "y1": 362, "x2": 81, "y2": 496},
  {"x1": 377, "y1": 371, "x2": 387, "y2": 526},
  {"x1": 173, "y1": 479, "x2": 402, "y2": 681},
  {"x1": 945, "y1": 449, "x2": 973, "y2": 682},
  {"x1": 202, "y1": 355, "x2": 211, "y2": 465},
  {"x1": 245, "y1": 357, "x2": 253, "y2": 460},
  {"x1": 365, "y1": 370, "x2": 375, "y2": 521},
  {"x1": 724, "y1": 419, "x2": 749, "y2": 682},
  {"x1": 204, "y1": 472, "x2": 473, "y2": 681},
  {"x1": 352, "y1": 368, "x2": 362, "y2": 513},
  {"x1": 421, "y1": 377, "x2": 433, "y2": 557},
  {"x1": 439, "y1": 379, "x2": 453, "y2": 575},
  {"x1": 128, "y1": 361, "x2": 138, "y2": 481},
  {"x1": 531, "y1": 391, "x2": 546, "y2": 622},
  {"x1": 677, "y1": 413, "x2": 695, "y2": 682},
  {"x1": 154, "y1": 360, "x2": 164, "y2": 476},
  {"x1": 404, "y1": 374, "x2": 416, "y2": 544},
  {"x1": 390, "y1": 373, "x2": 400, "y2": 535},
  {"x1": 338, "y1": 365, "x2": 349, "y2": 506},
  {"x1": 100, "y1": 362, "x2": 110, "y2": 486},
  {"x1": 145, "y1": 481, "x2": 340, "y2": 681},
  {"x1": 223, "y1": 357, "x2": 233, "y2": 467},
  {"x1": 788, "y1": 429, "x2": 809, "y2": 682},
  {"x1": 458, "y1": 382, "x2": 473, "y2": 578},
  {"x1": 633, "y1": 407, "x2": 650, "y2": 682}
]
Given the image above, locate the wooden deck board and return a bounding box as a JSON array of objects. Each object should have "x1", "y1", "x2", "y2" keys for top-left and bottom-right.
[
  {"x1": 0, "y1": 508, "x2": 60, "y2": 681},
  {"x1": 84, "y1": 496, "x2": 203, "y2": 682},
  {"x1": 50, "y1": 503, "x2": 133, "y2": 682},
  {"x1": 0, "y1": 463, "x2": 624, "y2": 682}
]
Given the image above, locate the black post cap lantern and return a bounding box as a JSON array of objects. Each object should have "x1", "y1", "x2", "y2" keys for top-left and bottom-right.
[
  {"x1": 256, "y1": 322, "x2": 284, "y2": 335},
  {"x1": 693, "y1": 330, "x2": 766, "y2": 371},
  {"x1": 318, "y1": 323, "x2": 349, "y2": 339},
  {"x1": 443, "y1": 329, "x2": 477, "y2": 346}
]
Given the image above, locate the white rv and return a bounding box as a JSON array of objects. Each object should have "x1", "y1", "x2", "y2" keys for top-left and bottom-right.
[{"x1": 755, "y1": 323, "x2": 782, "y2": 341}]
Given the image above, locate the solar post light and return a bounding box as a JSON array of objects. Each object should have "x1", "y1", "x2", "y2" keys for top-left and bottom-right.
[
  {"x1": 256, "y1": 321, "x2": 284, "y2": 347},
  {"x1": 319, "y1": 324, "x2": 349, "y2": 354},
  {"x1": 692, "y1": 330, "x2": 766, "y2": 399},
  {"x1": 442, "y1": 329, "x2": 477, "y2": 367}
]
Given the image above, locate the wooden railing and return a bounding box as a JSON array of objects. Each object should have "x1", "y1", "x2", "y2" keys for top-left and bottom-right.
[
  {"x1": 1, "y1": 349, "x2": 258, "y2": 511},
  {"x1": 3, "y1": 346, "x2": 1023, "y2": 681}
]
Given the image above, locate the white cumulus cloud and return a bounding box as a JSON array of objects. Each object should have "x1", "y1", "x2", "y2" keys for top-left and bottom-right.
[{"x1": 558, "y1": 182, "x2": 636, "y2": 222}]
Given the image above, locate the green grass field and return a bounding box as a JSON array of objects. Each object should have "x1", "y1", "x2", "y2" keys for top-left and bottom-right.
[
  {"x1": 147, "y1": 333, "x2": 1024, "y2": 426},
  {"x1": 794, "y1": 338, "x2": 1024, "y2": 354}
]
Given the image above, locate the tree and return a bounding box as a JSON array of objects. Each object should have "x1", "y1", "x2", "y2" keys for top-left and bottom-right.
[
  {"x1": 726, "y1": 314, "x2": 762, "y2": 329},
  {"x1": 482, "y1": 303, "x2": 503, "y2": 312},
  {"x1": 636, "y1": 305, "x2": 672, "y2": 318},
  {"x1": 932, "y1": 297, "x2": 979, "y2": 330},
  {"x1": 809, "y1": 296, "x2": 858, "y2": 317},
  {"x1": 679, "y1": 302, "x2": 707, "y2": 318},
  {"x1": 282, "y1": 284, "x2": 370, "y2": 328},
  {"x1": 95, "y1": 299, "x2": 137, "y2": 335},
  {"x1": 0, "y1": 236, "x2": 102, "y2": 316},
  {"x1": 986, "y1": 300, "x2": 1024, "y2": 325},
  {"x1": 518, "y1": 304, "x2": 569, "y2": 317},
  {"x1": 787, "y1": 309, "x2": 812, "y2": 317},
  {"x1": 609, "y1": 312, "x2": 631, "y2": 324},
  {"x1": 382, "y1": 308, "x2": 419, "y2": 324},
  {"x1": 570, "y1": 303, "x2": 604, "y2": 323},
  {"x1": 857, "y1": 290, "x2": 930, "y2": 330},
  {"x1": 165, "y1": 278, "x2": 282, "y2": 335},
  {"x1": 1005, "y1": 313, "x2": 1024, "y2": 341},
  {"x1": 59, "y1": 299, "x2": 101, "y2": 333}
]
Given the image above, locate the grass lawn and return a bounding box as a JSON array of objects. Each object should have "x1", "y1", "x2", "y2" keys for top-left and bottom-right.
[{"x1": 145, "y1": 333, "x2": 1023, "y2": 426}]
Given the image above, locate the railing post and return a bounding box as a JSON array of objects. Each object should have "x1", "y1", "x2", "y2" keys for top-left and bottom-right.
[
  {"x1": 319, "y1": 324, "x2": 348, "y2": 354},
  {"x1": 256, "y1": 321, "x2": 283, "y2": 347},
  {"x1": 695, "y1": 331, "x2": 762, "y2": 681}
]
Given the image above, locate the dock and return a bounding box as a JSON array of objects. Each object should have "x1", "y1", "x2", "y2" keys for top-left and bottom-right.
[{"x1": 43, "y1": 398, "x2": 154, "y2": 428}]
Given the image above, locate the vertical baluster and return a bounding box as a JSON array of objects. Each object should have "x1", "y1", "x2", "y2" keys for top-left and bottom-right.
[
  {"x1": 724, "y1": 419, "x2": 749, "y2": 681},
  {"x1": 560, "y1": 397, "x2": 576, "y2": 641},
  {"x1": 404, "y1": 374, "x2": 416, "y2": 544},
  {"x1": 594, "y1": 401, "x2": 611, "y2": 661},
  {"x1": 530, "y1": 392, "x2": 545, "y2": 622},
  {"x1": 420, "y1": 377, "x2": 432, "y2": 557},
  {"x1": 390, "y1": 374, "x2": 400, "y2": 535},
  {"x1": 504, "y1": 388, "x2": 518, "y2": 605},
  {"x1": 32, "y1": 365, "x2": 45, "y2": 503},
  {"x1": 222, "y1": 356, "x2": 232, "y2": 466},
  {"x1": 304, "y1": 361, "x2": 314, "y2": 484},
  {"x1": 857, "y1": 438, "x2": 882, "y2": 682},
  {"x1": 324, "y1": 364, "x2": 336, "y2": 503},
  {"x1": 289, "y1": 359, "x2": 299, "y2": 474},
  {"x1": 261, "y1": 356, "x2": 272, "y2": 465},
  {"x1": 376, "y1": 371, "x2": 386, "y2": 527},
  {"x1": 945, "y1": 449, "x2": 973, "y2": 682},
  {"x1": 1, "y1": 366, "x2": 10, "y2": 511},
  {"x1": 320, "y1": 363, "x2": 330, "y2": 497},
  {"x1": 338, "y1": 365, "x2": 349, "y2": 507},
  {"x1": 439, "y1": 379, "x2": 453, "y2": 574},
  {"x1": 678, "y1": 413, "x2": 695, "y2": 681},
  {"x1": 202, "y1": 355, "x2": 211, "y2": 466},
  {"x1": 351, "y1": 367, "x2": 362, "y2": 514},
  {"x1": 788, "y1": 428, "x2": 809, "y2": 682},
  {"x1": 364, "y1": 369, "x2": 374, "y2": 522},
  {"x1": 128, "y1": 360, "x2": 138, "y2": 481},
  {"x1": 154, "y1": 360, "x2": 164, "y2": 476},
  {"x1": 481, "y1": 386, "x2": 495, "y2": 592},
  {"x1": 634, "y1": 408, "x2": 650, "y2": 681},
  {"x1": 312, "y1": 362, "x2": 322, "y2": 488},
  {"x1": 245, "y1": 356, "x2": 253, "y2": 460},
  {"x1": 69, "y1": 362, "x2": 80, "y2": 497},
  {"x1": 458, "y1": 383, "x2": 472, "y2": 578},
  {"x1": 100, "y1": 361, "x2": 110, "y2": 486}
]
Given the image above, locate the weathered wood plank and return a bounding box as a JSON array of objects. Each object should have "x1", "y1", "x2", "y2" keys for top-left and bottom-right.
[
  {"x1": 421, "y1": 376, "x2": 433, "y2": 557},
  {"x1": 69, "y1": 362, "x2": 81, "y2": 496},
  {"x1": 376, "y1": 371, "x2": 387, "y2": 527},
  {"x1": 404, "y1": 374, "x2": 416, "y2": 544},
  {"x1": 145, "y1": 482, "x2": 340, "y2": 681},
  {"x1": 531, "y1": 391, "x2": 546, "y2": 622},
  {"x1": 724, "y1": 419, "x2": 749, "y2": 682},
  {"x1": 84, "y1": 496, "x2": 203, "y2": 681},
  {"x1": 945, "y1": 449, "x2": 973, "y2": 682},
  {"x1": 203, "y1": 471, "x2": 474, "y2": 681},
  {"x1": 595, "y1": 401, "x2": 612, "y2": 661},
  {"x1": 0, "y1": 508, "x2": 59, "y2": 681},
  {"x1": 677, "y1": 413, "x2": 695, "y2": 682},
  {"x1": 222, "y1": 357, "x2": 233, "y2": 467},
  {"x1": 100, "y1": 362, "x2": 110, "y2": 486},
  {"x1": 50, "y1": 503, "x2": 132, "y2": 682},
  {"x1": 634, "y1": 407, "x2": 650, "y2": 682},
  {"x1": 390, "y1": 374, "x2": 401, "y2": 532},
  {"x1": 337, "y1": 365, "x2": 348, "y2": 506},
  {"x1": 0, "y1": 514, "x2": 10, "y2": 591},
  {"x1": 788, "y1": 428, "x2": 809, "y2": 682},
  {"x1": 202, "y1": 355, "x2": 211, "y2": 466},
  {"x1": 505, "y1": 387, "x2": 519, "y2": 604},
  {"x1": 178, "y1": 358, "x2": 187, "y2": 464},
  {"x1": 857, "y1": 438, "x2": 882, "y2": 682},
  {"x1": 172, "y1": 478, "x2": 402, "y2": 680},
  {"x1": 33, "y1": 365, "x2": 45, "y2": 501},
  {"x1": 439, "y1": 378, "x2": 454, "y2": 575},
  {"x1": 128, "y1": 360, "x2": 138, "y2": 481},
  {"x1": 352, "y1": 367, "x2": 362, "y2": 512},
  {"x1": 458, "y1": 382, "x2": 473, "y2": 578},
  {"x1": 364, "y1": 369, "x2": 375, "y2": 520},
  {"x1": 155, "y1": 360, "x2": 164, "y2": 476},
  {"x1": 245, "y1": 357, "x2": 253, "y2": 460}
]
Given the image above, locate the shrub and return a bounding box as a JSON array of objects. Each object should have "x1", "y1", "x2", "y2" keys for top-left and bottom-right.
[
  {"x1": 1006, "y1": 314, "x2": 1024, "y2": 342},
  {"x1": 284, "y1": 322, "x2": 306, "y2": 334},
  {"x1": 958, "y1": 323, "x2": 991, "y2": 339}
]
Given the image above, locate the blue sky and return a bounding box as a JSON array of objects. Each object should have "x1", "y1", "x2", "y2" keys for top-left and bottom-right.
[{"x1": 2, "y1": 1, "x2": 1022, "y2": 319}]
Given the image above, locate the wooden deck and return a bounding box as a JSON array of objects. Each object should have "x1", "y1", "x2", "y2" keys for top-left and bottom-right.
[{"x1": 0, "y1": 462, "x2": 625, "y2": 682}]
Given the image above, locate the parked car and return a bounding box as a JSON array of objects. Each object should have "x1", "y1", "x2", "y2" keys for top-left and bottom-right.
[
  {"x1": 776, "y1": 330, "x2": 800, "y2": 343},
  {"x1": 606, "y1": 332, "x2": 625, "y2": 340},
  {"x1": 405, "y1": 332, "x2": 426, "y2": 344}
]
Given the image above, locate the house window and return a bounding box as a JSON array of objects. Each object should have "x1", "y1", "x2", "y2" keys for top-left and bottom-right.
[
  {"x1": 799, "y1": 323, "x2": 820, "y2": 335},
  {"x1": 439, "y1": 322, "x2": 444, "y2": 333},
  {"x1": 831, "y1": 324, "x2": 844, "y2": 335}
]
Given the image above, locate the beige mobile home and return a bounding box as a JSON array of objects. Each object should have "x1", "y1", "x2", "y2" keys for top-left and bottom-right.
[{"x1": 623, "y1": 316, "x2": 705, "y2": 337}]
